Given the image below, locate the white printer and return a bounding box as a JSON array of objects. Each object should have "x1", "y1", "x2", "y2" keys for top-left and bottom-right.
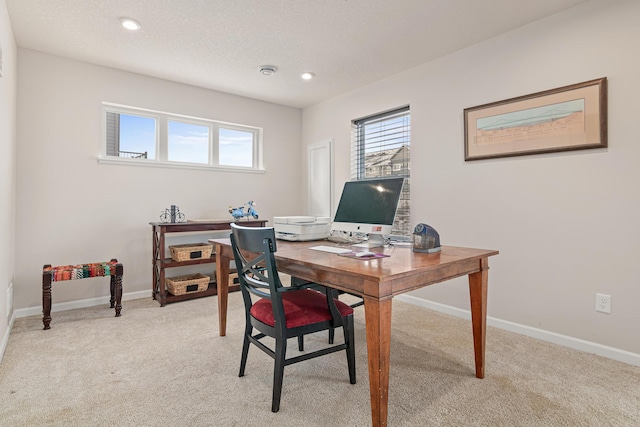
[{"x1": 273, "y1": 216, "x2": 331, "y2": 241}]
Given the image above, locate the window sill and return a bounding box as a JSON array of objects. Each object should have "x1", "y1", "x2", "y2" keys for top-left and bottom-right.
[{"x1": 97, "y1": 156, "x2": 266, "y2": 173}]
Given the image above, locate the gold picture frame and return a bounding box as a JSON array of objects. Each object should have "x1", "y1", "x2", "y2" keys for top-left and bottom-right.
[{"x1": 464, "y1": 77, "x2": 607, "y2": 161}]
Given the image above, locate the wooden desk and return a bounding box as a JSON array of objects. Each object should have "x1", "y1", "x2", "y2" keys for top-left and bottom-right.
[{"x1": 212, "y1": 239, "x2": 498, "y2": 427}]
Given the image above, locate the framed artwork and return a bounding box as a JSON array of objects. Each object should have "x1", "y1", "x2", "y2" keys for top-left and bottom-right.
[{"x1": 464, "y1": 77, "x2": 607, "y2": 161}]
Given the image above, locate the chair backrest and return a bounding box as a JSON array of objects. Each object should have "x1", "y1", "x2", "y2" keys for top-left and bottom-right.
[{"x1": 230, "y1": 224, "x2": 287, "y2": 323}]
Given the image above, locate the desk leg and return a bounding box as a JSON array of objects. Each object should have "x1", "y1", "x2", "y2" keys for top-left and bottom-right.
[
  {"x1": 364, "y1": 296, "x2": 392, "y2": 427},
  {"x1": 469, "y1": 258, "x2": 489, "y2": 379},
  {"x1": 215, "y1": 243, "x2": 230, "y2": 337}
]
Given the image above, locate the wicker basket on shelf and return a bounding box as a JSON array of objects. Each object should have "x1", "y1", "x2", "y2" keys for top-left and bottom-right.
[
  {"x1": 166, "y1": 273, "x2": 210, "y2": 295},
  {"x1": 169, "y1": 243, "x2": 213, "y2": 262},
  {"x1": 229, "y1": 271, "x2": 239, "y2": 287}
]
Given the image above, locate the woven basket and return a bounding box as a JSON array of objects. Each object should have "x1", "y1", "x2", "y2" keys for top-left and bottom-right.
[
  {"x1": 169, "y1": 243, "x2": 213, "y2": 262},
  {"x1": 229, "y1": 272, "x2": 239, "y2": 286},
  {"x1": 166, "y1": 273, "x2": 210, "y2": 295}
]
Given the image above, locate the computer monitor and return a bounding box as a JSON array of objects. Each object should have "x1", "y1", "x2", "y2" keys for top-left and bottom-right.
[{"x1": 331, "y1": 177, "x2": 405, "y2": 248}]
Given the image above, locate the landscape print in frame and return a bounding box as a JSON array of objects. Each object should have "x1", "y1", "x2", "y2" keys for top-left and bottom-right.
[{"x1": 464, "y1": 77, "x2": 607, "y2": 161}]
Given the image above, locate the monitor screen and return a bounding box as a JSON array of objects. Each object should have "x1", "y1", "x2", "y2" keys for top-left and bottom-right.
[{"x1": 331, "y1": 177, "x2": 404, "y2": 246}]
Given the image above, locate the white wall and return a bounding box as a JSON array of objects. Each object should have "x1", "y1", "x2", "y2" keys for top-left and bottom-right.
[
  {"x1": 0, "y1": 0, "x2": 17, "y2": 356},
  {"x1": 14, "y1": 50, "x2": 303, "y2": 310},
  {"x1": 302, "y1": 0, "x2": 640, "y2": 355}
]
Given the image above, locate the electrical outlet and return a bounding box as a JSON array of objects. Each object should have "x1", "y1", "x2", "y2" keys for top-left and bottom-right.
[{"x1": 595, "y1": 293, "x2": 611, "y2": 314}]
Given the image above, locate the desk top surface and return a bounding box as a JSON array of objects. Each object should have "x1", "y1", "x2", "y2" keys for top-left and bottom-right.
[{"x1": 212, "y1": 238, "x2": 498, "y2": 296}]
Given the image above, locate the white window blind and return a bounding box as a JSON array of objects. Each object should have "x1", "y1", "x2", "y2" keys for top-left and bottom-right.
[{"x1": 351, "y1": 106, "x2": 411, "y2": 236}]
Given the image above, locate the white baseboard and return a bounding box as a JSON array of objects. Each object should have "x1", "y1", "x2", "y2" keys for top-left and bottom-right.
[
  {"x1": 0, "y1": 312, "x2": 16, "y2": 364},
  {"x1": 5, "y1": 291, "x2": 638, "y2": 368},
  {"x1": 396, "y1": 294, "x2": 640, "y2": 367},
  {"x1": 13, "y1": 289, "x2": 150, "y2": 319}
]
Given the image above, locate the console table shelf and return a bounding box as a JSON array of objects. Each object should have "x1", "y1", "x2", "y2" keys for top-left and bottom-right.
[
  {"x1": 160, "y1": 256, "x2": 216, "y2": 269},
  {"x1": 150, "y1": 220, "x2": 265, "y2": 306}
]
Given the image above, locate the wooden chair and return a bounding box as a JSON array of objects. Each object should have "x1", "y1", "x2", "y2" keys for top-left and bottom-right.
[{"x1": 230, "y1": 224, "x2": 356, "y2": 412}]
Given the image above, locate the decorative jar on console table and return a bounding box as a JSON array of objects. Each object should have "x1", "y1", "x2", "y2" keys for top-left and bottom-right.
[{"x1": 150, "y1": 220, "x2": 266, "y2": 306}]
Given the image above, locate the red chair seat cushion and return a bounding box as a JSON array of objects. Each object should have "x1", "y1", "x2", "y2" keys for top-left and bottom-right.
[{"x1": 250, "y1": 289, "x2": 354, "y2": 328}]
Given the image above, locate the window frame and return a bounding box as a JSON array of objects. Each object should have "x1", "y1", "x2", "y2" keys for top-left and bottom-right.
[
  {"x1": 351, "y1": 105, "x2": 411, "y2": 236},
  {"x1": 217, "y1": 123, "x2": 262, "y2": 169},
  {"x1": 99, "y1": 103, "x2": 264, "y2": 173}
]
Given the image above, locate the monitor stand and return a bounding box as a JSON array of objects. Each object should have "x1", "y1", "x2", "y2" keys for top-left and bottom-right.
[{"x1": 352, "y1": 234, "x2": 386, "y2": 249}]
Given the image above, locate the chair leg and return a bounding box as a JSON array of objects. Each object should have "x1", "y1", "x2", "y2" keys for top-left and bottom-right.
[
  {"x1": 272, "y1": 337, "x2": 287, "y2": 412},
  {"x1": 298, "y1": 335, "x2": 304, "y2": 351},
  {"x1": 239, "y1": 324, "x2": 252, "y2": 377},
  {"x1": 328, "y1": 288, "x2": 339, "y2": 344},
  {"x1": 344, "y1": 314, "x2": 356, "y2": 384}
]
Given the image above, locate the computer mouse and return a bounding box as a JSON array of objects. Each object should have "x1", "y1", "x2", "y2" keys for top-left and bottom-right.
[{"x1": 355, "y1": 251, "x2": 375, "y2": 257}]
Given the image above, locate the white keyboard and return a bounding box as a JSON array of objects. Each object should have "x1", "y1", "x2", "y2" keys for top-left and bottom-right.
[{"x1": 309, "y1": 245, "x2": 352, "y2": 254}]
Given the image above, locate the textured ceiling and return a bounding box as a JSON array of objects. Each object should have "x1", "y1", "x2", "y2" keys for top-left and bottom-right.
[{"x1": 6, "y1": 0, "x2": 590, "y2": 108}]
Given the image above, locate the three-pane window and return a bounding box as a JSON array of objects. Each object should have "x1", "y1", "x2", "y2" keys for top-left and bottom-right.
[{"x1": 103, "y1": 104, "x2": 262, "y2": 170}]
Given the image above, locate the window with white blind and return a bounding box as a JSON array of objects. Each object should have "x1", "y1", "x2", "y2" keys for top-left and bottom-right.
[
  {"x1": 351, "y1": 106, "x2": 411, "y2": 236},
  {"x1": 101, "y1": 103, "x2": 263, "y2": 171}
]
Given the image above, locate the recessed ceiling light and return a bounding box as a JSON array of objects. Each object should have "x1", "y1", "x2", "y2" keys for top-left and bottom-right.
[
  {"x1": 301, "y1": 72, "x2": 315, "y2": 80},
  {"x1": 259, "y1": 65, "x2": 278, "y2": 76},
  {"x1": 120, "y1": 18, "x2": 141, "y2": 31}
]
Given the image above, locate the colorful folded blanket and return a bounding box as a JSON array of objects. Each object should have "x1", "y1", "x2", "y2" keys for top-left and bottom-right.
[{"x1": 44, "y1": 261, "x2": 119, "y2": 282}]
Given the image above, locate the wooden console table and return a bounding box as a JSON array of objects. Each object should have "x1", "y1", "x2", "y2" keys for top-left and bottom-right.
[{"x1": 150, "y1": 220, "x2": 266, "y2": 306}]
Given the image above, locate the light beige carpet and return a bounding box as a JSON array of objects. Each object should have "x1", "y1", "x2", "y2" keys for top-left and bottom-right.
[{"x1": 1, "y1": 293, "x2": 638, "y2": 426}]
